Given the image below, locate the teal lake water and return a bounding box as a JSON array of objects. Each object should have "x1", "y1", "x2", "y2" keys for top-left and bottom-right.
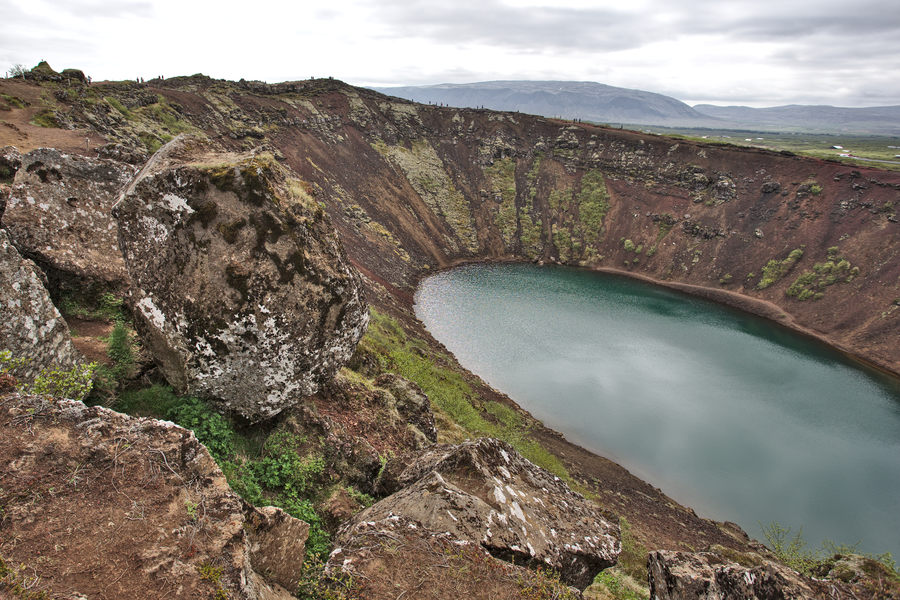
[{"x1": 414, "y1": 263, "x2": 900, "y2": 558}]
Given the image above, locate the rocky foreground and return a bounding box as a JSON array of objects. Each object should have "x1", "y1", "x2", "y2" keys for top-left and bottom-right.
[{"x1": 1, "y1": 63, "x2": 899, "y2": 599}]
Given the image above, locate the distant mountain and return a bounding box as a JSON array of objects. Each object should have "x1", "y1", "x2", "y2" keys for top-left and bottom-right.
[
  {"x1": 373, "y1": 81, "x2": 900, "y2": 135},
  {"x1": 373, "y1": 81, "x2": 714, "y2": 127},
  {"x1": 692, "y1": 104, "x2": 900, "y2": 135}
]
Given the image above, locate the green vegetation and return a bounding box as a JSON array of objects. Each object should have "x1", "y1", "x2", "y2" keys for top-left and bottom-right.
[
  {"x1": 357, "y1": 309, "x2": 569, "y2": 480},
  {"x1": 0, "y1": 350, "x2": 96, "y2": 401},
  {"x1": 635, "y1": 126, "x2": 900, "y2": 172},
  {"x1": 109, "y1": 384, "x2": 334, "y2": 560},
  {"x1": 786, "y1": 246, "x2": 858, "y2": 301},
  {"x1": 0, "y1": 93, "x2": 26, "y2": 110},
  {"x1": 546, "y1": 170, "x2": 610, "y2": 263},
  {"x1": 29, "y1": 108, "x2": 60, "y2": 128},
  {"x1": 762, "y1": 522, "x2": 898, "y2": 580},
  {"x1": 59, "y1": 291, "x2": 126, "y2": 321},
  {"x1": 757, "y1": 248, "x2": 804, "y2": 289}
]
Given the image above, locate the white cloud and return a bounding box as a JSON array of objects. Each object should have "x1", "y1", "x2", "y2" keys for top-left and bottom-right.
[{"x1": 0, "y1": 0, "x2": 897, "y2": 106}]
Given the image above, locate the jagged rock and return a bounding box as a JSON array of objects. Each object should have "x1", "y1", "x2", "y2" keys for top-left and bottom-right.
[
  {"x1": 647, "y1": 550, "x2": 854, "y2": 600},
  {"x1": 713, "y1": 175, "x2": 736, "y2": 203},
  {"x1": 357, "y1": 437, "x2": 619, "y2": 589},
  {"x1": 328, "y1": 513, "x2": 585, "y2": 599},
  {"x1": 246, "y1": 505, "x2": 310, "y2": 592},
  {"x1": 4, "y1": 148, "x2": 137, "y2": 287},
  {"x1": 0, "y1": 393, "x2": 306, "y2": 599},
  {"x1": 375, "y1": 372, "x2": 438, "y2": 443},
  {"x1": 0, "y1": 145, "x2": 21, "y2": 184},
  {"x1": 0, "y1": 229, "x2": 84, "y2": 382},
  {"x1": 114, "y1": 135, "x2": 368, "y2": 421},
  {"x1": 760, "y1": 181, "x2": 781, "y2": 194},
  {"x1": 97, "y1": 142, "x2": 150, "y2": 165}
]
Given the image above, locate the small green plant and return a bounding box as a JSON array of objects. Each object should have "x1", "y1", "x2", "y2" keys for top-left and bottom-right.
[
  {"x1": 185, "y1": 500, "x2": 199, "y2": 521},
  {"x1": 623, "y1": 239, "x2": 636, "y2": 252},
  {"x1": 762, "y1": 521, "x2": 899, "y2": 579},
  {"x1": 757, "y1": 248, "x2": 804, "y2": 289},
  {"x1": 29, "y1": 362, "x2": 96, "y2": 401},
  {"x1": 296, "y1": 554, "x2": 359, "y2": 600},
  {"x1": 166, "y1": 397, "x2": 235, "y2": 462}
]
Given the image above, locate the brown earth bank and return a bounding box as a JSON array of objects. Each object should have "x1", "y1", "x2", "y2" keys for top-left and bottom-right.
[{"x1": 1, "y1": 68, "x2": 899, "y2": 578}]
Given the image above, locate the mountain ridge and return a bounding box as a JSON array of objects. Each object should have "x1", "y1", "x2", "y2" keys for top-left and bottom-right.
[{"x1": 374, "y1": 80, "x2": 900, "y2": 134}]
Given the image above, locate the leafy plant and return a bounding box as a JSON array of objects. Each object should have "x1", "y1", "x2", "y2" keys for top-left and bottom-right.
[{"x1": 166, "y1": 397, "x2": 235, "y2": 462}]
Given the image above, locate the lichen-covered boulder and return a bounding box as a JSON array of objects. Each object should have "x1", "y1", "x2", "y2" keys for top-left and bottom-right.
[
  {"x1": 351, "y1": 437, "x2": 620, "y2": 589},
  {"x1": 4, "y1": 147, "x2": 137, "y2": 286},
  {"x1": 375, "y1": 372, "x2": 437, "y2": 444},
  {"x1": 0, "y1": 392, "x2": 306, "y2": 599},
  {"x1": 0, "y1": 229, "x2": 84, "y2": 381},
  {"x1": 114, "y1": 136, "x2": 368, "y2": 421},
  {"x1": 327, "y1": 513, "x2": 585, "y2": 599},
  {"x1": 647, "y1": 550, "x2": 856, "y2": 600}
]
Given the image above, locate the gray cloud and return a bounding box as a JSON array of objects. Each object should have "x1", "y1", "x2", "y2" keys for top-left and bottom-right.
[{"x1": 367, "y1": 0, "x2": 651, "y2": 52}]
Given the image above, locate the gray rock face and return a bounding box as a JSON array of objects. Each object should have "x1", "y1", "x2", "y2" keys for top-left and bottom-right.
[
  {"x1": 375, "y1": 373, "x2": 437, "y2": 443},
  {"x1": 647, "y1": 550, "x2": 848, "y2": 600},
  {"x1": 4, "y1": 148, "x2": 137, "y2": 286},
  {"x1": 114, "y1": 136, "x2": 368, "y2": 421},
  {"x1": 353, "y1": 437, "x2": 620, "y2": 589},
  {"x1": 0, "y1": 229, "x2": 83, "y2": 382}
]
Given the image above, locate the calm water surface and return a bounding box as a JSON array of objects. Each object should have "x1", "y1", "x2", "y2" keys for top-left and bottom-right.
[{"x1": 414, "y1": 263, "x2": 900, "y2": 557}]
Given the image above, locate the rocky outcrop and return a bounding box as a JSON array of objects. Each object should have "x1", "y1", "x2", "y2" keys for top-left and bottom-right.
[
  {"x1": 0, "y1": 392, "x2": 307, "y2": 600},
  {"x1": 114, "y1": 136, "x2": 369, "y2": 421},
  {"x1": 3, "y1": 147, "x2": 136, "y2": 287},
  {"x1": 0, "y1": 229, "x2": 83, "y2": 382},
  {"x1": 374, "y1": 372, "x2": 438, "y2": 444},
  {"x1": 647, "y1": 550, "x2": 853, "y2": 600},
  {"x1": 245, "y1": 505, "x2": 310, "y2": 592},
  {"x1": 353, "y1": 437, "x2": 619, "y2": 589},
  {"x1": 0, "y1": 146, "x2": 21, "y2": 184},
  {"x1": 327, "y1": 513, "x2": 584, "y2": 600}
]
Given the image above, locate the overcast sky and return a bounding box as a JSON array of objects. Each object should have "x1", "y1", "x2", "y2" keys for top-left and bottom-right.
[{"x1": 1, "y1": 0, "x2": 898, "y2": 107}]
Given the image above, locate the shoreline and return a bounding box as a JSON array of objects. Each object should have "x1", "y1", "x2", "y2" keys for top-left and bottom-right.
[{"x1": 423, "y1": 256, "x2": 900, "y2": 382}]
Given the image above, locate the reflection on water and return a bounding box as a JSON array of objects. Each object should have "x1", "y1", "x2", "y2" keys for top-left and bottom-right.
[{"x1": 415, "y1": 263, "x2": 900, "y2": 557}]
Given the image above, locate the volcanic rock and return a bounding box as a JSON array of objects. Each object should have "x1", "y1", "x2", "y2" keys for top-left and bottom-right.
[
  {"x1": 0, "y1": 229, "x2": 83, "y2": 382},
  {"x1": 353, "y1": 437, "x2": 619, "y2": 589},
  {"x1": 647, "y1": 550, "x2": 855, "y2": 600},
  {"x1": 375, "y1": 372, "x2": 438, "y2": 443},
  {"x1": 4, "y1": 147, "x2": 137, "y2": 286},
  {"x1": 114, "y1": 135, "x2": 368, "y2": 421}
]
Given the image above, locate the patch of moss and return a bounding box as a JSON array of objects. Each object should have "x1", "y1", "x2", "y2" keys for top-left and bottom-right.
[
  {"x1": 786, "y1": 248, "x2": 858, "y2": 300},
  {"x1": 30, "y1": 108, "x2": 60, "y2": 128},
  {"x1": 757, "y1": 247, "x2": 804, "y2": 289},
  {"x1": 0, "y1": 93, "x2": 26, "y2": 110}
]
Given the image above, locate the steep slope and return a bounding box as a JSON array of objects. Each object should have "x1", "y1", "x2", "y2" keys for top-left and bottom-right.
[{"x1": 375, "y1": 80, "x2": 714, "y2": 126}]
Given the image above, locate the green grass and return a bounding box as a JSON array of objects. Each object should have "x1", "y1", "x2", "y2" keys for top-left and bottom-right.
[{"x1": 29, "y1": 108, "x2": 60, "y2": 128}]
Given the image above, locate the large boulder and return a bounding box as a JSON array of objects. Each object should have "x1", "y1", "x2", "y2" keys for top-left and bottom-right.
[
  {"x1": 3, "y1": 147, "x2": 137, "y2": 287},
  {"x1": 348, "y1": 437, "x2": 620, "y2": 589},
  {"x1": 114, "y1": 136, "x2": 368, "y2": 421},
  {"x1": 0, "y1": 229, "x2": 84, "y2": 382},
  {"x1": 647, "y1": 550, "x2": 857, "y2": 600},
  {"x1": 0, "y1": 392, "x2": 307, "y2": 600},
  {"x1": 327, "y1": 513, "x2": 585, "y2": 600}
]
